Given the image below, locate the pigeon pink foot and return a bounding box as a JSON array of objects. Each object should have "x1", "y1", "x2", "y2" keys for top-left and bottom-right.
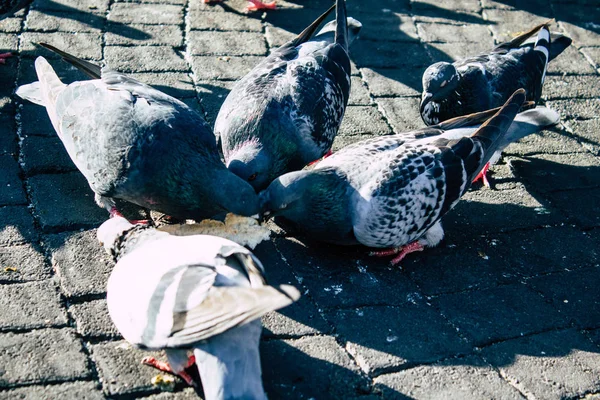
[
  {"x1": 0, "y1": 52, "x2": 13, "y2": 64},
  {"x1": 109, "y1": 207, "x2": 151, "y2": 225},
  {"x1": 307, "y1": 149, "x2": 333, "y2": 166},
  {"x1": 142, "y1": 356, "x2": 197, "y2": 388},
  {"x1": 472, "y1": 162, "x2": 491, "y2": 188},
  {"x1": 246, "y1": 0, "x2": 276, "y2": 11},
  {"x1": 202, "y1": 0, "x2": 221, "y2": 3},
  {"x1": 370, "y1": 241, "x2": 425, "y2": 266}
]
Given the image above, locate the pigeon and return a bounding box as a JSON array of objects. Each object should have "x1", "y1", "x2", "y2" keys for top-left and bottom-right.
[
  {"x1": 16, "y1": 47, "x2": 260, "y2": 221},
  {"x1": 420, "y1": 20, "x2": 571, "y2": 126},
  {"x1": 98, "y1": 216, "x2": 300, "y2": 399},
  {"x1": 215, "y1": 0, "x2": 358, "y2": 192},
  {"x1": 259, "y1": 89, "x2": 530, "y2": 265}
]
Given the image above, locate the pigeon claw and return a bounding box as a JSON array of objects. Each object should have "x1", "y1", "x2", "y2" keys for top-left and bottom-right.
[
  {"x1": 473, "y1": 162, "x2": 491, "y2": 188},
  {"x1": 142, "y1": 356, "x2": 197, "y2": 388},
  {"x1": 246, "y1": 0, "x2": 276, "y2": 11},
  {"x1": 370, "y1": 241, "x2": 425, "y2": 266},
  {"x1": 0, "y1": 52, "x2": 13, "y2": 64}
]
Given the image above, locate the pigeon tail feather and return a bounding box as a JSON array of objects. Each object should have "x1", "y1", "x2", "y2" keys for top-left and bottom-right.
[
  {"x1": 290, "y1": 3, "x2": 335, "y2": 47},
  {"x1": 38, "y1": 42, "x2": 102, "y2": 79},
  {"x1": 15, "y1": 81, "x2": 44, "y2": 106},
  {"x1": 33, "y1": 57, "x2": 66, "y2": 131},
  {"x1": 335, "y1": 0, "x2": 348, "y2": 51}
]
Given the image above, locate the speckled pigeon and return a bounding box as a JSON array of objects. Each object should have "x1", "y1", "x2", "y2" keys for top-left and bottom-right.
[
  {"x1": 98, "y1": 216, "x2": 300, "y2": 398},
  {"x1": 16, "y1": 51, "x2": 260, "y2": 221},
  {"x1": 420, "y1": 20, "x2": 571, "y2": 126},
  {"x1": 260, "y1": 89, "x2": 529, "y2": 265},
  {"x1": 215, "y1": 0, "x2": 358, "y2": 192}
]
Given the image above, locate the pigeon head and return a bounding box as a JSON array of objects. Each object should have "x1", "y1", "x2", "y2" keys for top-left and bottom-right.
[
  {"x1": 259, "y1": 170, "x2": 311, "y2": 221},
  {"x1": 211, "y1": 169, "x2": 262, "y2": 217},
  {"x1": 97, "y1": 216, "x2": 135, "y2": 254},
  {"x1": 422, "y1": 62, "x2": 460, "y2": 101},
  {"x1": 227, "y1": 143, "x2": 280, "y2": 192}
]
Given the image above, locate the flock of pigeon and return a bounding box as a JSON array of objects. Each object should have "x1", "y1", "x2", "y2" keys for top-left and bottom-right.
[{"x1": 13, "y1": 0, "x2": 573, "y2": 397}]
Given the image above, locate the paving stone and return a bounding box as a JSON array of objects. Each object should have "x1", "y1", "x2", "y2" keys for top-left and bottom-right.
[
  {"x1": 527, "y1": 266, "x2": 600, "y2": 329},
  {"x1": 188, "y1": 10, "x2": 262, "y2": 31},
  {"x1": 0, "y1": 33, "x2": 17, "y2": 52},
  {"x1": 481, "y1": 329, "x2": 600, "y2": 400},
  {"x1": 501, "y1": 125, "x2": 586, "y2": 156},
  {"x1": 348, "y1": 76, "x2": 372, "y2": 106},
  {"x1": 274, "y1": 237, "x2": 421, "y2": 309},
  {"x1": 188, "y1": 0, "x2": 251, "y2": 14},
  {"x1": 108, "y1": 3, "x2": 183, "y2": 24},
  {"x1": 20, "y1": 32, "x2": 103, "y2": 60},
  {"x1": 261, "y1": 335, "x2": 369, "y2": 399},
  {"x1": 0, "y1": 116, "x2": 17, "y2": 156},
  {"x1": 0, "y1": 281, "x2": 68, "y2": 331},
  {"x1": 139, "y1": 389, "x2": 201, "y2": 399},
  {"x1": 32, "y1": 0, "x2": 110, "y2": 14},
  {"x1": 345, "y1": 0, "x2": 410, "y2": 15},
  {"x1": 0, "y1": 17, "x2": 22, "y2": 33},
  {"x1": 91, "y1": 340, "x2": 166, "y2": 396},
  {"x1": 330, "y1": 303, "x2": 471, "y2": 375},
  {"x1": 412, "y1": 0, "x2": 481, "y2": 11},
  {"x1": 376, "y1": 97, "x2": 425, "y2": 132},
  {"x1": 481, "y1": 0, "x2": 551, "y2": 9},
  {"x1": 0, "y1": 206, "x2": 38, "y2": 247},
  {"x1": 0, "y1": 155, "x2": 26, "y2": 206},
  {"x1": 46, "y1": 229, "x2": 113, "y2": 298},
  {"x1": 361, "y1": 67, "x2": 422, "y2": 97},
  {"x1": 191, "y1": 55, "x2": 263, "y2": 80},
  {"x1": 565, "y1": 118, "x2": 600, "y2": 156},
  {"x1": 0, "y1": 328, "x2": 90, "y2": 387},
  {"x1": 546, "y1": 45, "x2": 598, "y2": 75},
  {"x1": 21, "y1": 136, "x2": 77, "y2": 176},
  {"x1": 24, "y1": 10, "x2": 103, "y2": 32},
  {"x1": 339, "y1": 105, "x2": 392, "y2": 136},
  {"x1": 424, "y1": 41, "x2": 495, "y2": 63},
  {"x1": 188, "y1": 31, "x2": 267, "y2": 56},
  {"x1": 509, "y1": 153, "x2": 600, "y2": 192},
  {"x1": 547, "y1": 99, "x2": 600, "y2": 120},
  {"x1": 128, "y1": 72, "x2": 196, "y2": 99},
  {"x1": 19, "y1": 104, "x2": 55, "y2": 138},
  {"x1": 264, "y1": 24, "x2": 297, "y2": 48},
  {"x1": 253, "y1": 241, "x2": 331, "y2": 337},
  {"x1": 0, "y1": 244, "x2": 50, "y2": 283},
  {"x1": 444, "y1": 184, "x2": 563, "y2": 236},
  {"x1": 0, "y1": 381, "x2": 104, "y2": 400},
  {"x1": 105, "y1": 23, "x2": 183, "y2": 46},
  {"x1": 433, "y1": 283, "x2": 569, "y2": 346},
  {"x1": 374, "y1": 354, "x2": 524, "y2": 399},
  {"x1": 554, "y1": 5, "x2": 600, "y2": 47},
  {"x1": 352, "y1": 41, "x2": 431, "y2": 69},
  {"x1": 28, "y1": 173, "x2": 106, "y2": 232},
  {"x1": 104, "y1": 45, "x2": 187, "y2": 73},
  {"x1": 354, "y1": 12, "x2": 419, "y2": 42},
  {"x1": 543, "y1": 74, "x2": 600, "y2": 100},
  {"x1": 546, "y1": 187, "x2": 600, "y2": 228},
  {"x1": 69, "y1": 299, "x2": 120, "y2": 339},
  {"x1": 581, "y1": 47, "x2": 600, "y2": 70},
  {"x1": 412, "y1": 8, "x2": 485, "y2": 26},
  {"x1": 484, "y1": 9, "x2": 559, "y2": 43},
  {"x1": 194, "y1": 80, "x2": 234, "y2": 122},
  {"x1": 418, "y1": 22, "x2": 493, "y2": 44}
]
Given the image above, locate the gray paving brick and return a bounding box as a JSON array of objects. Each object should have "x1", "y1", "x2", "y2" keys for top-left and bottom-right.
[
  {"x1": 108, "y1": 3, "x2": 183, "y2": 25},
  {"x1": 19, "y1": 104, "x2": 55, "y2": 138},
  {"x1": 191, "y1": 55, "x2": 263, "y2": 80},
  {"x1": 0, "y1": 116, "x2": 17, "y2": 156},
  {"x1": 484, "y1": 10, "x2": 559, "y2": 43},
  {"x1": 374, "y1": 355, "x2": 524, "y2": 400},
  {"x1": 527, "y1": 266, "x2": 600, "y2": 329},
  {"x1": 481, "y1": 329, "x2": 600, "y2": 400},
  {"x1": 0, "y1": 381, "x2": 104, "y2": 400},
  {"x1": 418, "y1": 22, "x2": 493, "y2": 44},
  {"x1": 565, "y1": 118, "x2": 600, "y2": 156},
  {"x1": 330, "y1": 303, "x2": 471, "y2": 375},
  {"x1": 188, "y1": 10, "x2": 262, "y2": 31},
  {"x1": 0, "y1": 33, "x2": 17, "y2": 51},
  {"x1": 0, "y1": 206, "x2": 38, "y2": 247},
  {"x1": 581, "y1": 47, "x2": 600, "y2": 70},
  {"x1": 261, "y1": 335, "x2": 369, "y2": 398},
  {"x1": 195, "y1": 80, "x2": 234, "y2": 122},
  {"x1": 0, "y1": 244, "x2": 50, "y2": 283},
  {"x1": 546, "y1": 45, "x2": 598, "y2": 75},
  {"x1": 502, "y1": 126, "x2": 586, "y2": 156},
  {"x1": 0, "y1": 328, "x2": 90, "y2": 387},
  {"x1": 188, "y1": 0, "x2": 248, "y2": 13},
  {"x1": 0, "y1": 155, "x2": 26, "y2": 206},
  {"x1": 339, "y1": 105, "x2": 392, "y2": 136},
  {"x1": 348, "y1": 76, "x2": 372, "y2": 106},
  {"x1": 432, "y1": 283, "x2": 569, "y2": 346},
  {"x1": 346, "y1": 0, "x2": 410, "y2": 15},
  {"x1": 425, "y1": 41, "x2": 496, "y2": 63},
  {"x1": 547, "y1": 187, "x2": 600, "y2": 228},
  {"x1": 273, "y1": 237, "x2": 420, "y2": 309},
  {"x1": 0, "y1": 18, "x2": 22, "y2": 33},
  {"x1": 376, "y1": 97, "x2": 425, "y2": 132},
  {"x1": 32, "y1": 0, "x2": 110, "y2": 14},
  {"x1": 104, "y1": 46, "x2": 188, "y2": 73},
  {"x1": 546, "y1": 99, "x2": 600, "y2": 120},
  {"x1": 0, "y1": 281, "x2": 68, "y2": 331},
  {"x1": 481, "y1": 0, "x2": 551, "y2": 9},
  {"x1": 352, "y1": 41, "x2": 431, "y2": 68},
  {"x1": 91, "y1": 340, "x2": 166, "y2": 396},
  {"x1": 21, "y1": 136, "x2": 77, "y2": 176},
  {"x1": 46, "y1": 228, "x2": 112, "y2": 298},
  {"x1": 105, "y1": 23, "x2": 183, "y2": 46},
  {"x1": 413, "y1": 0, "x2": 481, "y2": 11},
  {"x1": 543, "y1": 74, "x2": 600, "y2": 100},
  {"x1": 361, "y1": 67, "x2": 422, "y2": 97},
  {"x1": 24, "y1": 10, "x2": 103, "y2": 32},
  {"x1": 554, "y1": 5, "x2": 600, "y2": 47},
  {"x1": 354, "y1": 12, "x2": 418, "y2": 42},
  {"x1": 412, "y1": 9, "x2": 485, "y2": 26},
  {"x1": 28, "y1": 173, "x2": 106, "y2": 232},
  {"x1": 20, "y1": 32, "x2": 103, "y2": 60},
  {"x1": 188, "y1": 31, "x2": 267, "y2": 56},
  {"x1": 264, "y1": 25, "x2": 297, "y2": 48},
  {"x1": 69, "y1": 299, "x2": 120, "y2": 339}
]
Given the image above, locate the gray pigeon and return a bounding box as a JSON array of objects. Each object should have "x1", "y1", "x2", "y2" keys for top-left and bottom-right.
[
  {"x1": 260, "y1": 89, "x2": 530, "y2": 265},
  {"x1": 16, "y1": 51, "x2": 260, "y2": 220},
  {"x1": 98, "y1": 216, "x2": 300, "y2": 398},
  {"x1": 420, "y1": 21, "x2": 571, "y2": 125},
  {"x1": 215, "y1": 0, "x2": 359, "y2": 191}
]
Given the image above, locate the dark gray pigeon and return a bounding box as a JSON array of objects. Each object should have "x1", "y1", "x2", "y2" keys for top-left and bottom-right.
[
  {"x1": 215, "y1": 0, "x2": 358, "y2": 192},
  {"x1": 16, "y1": 50, "x2": 260, "y2": 221},
  {"x1": 98, "y1": 216, "x2": 300, "y2": 398},
  {"x1": 260, "y1": 89, "x2": 530, "y2": 265},
  {"x1": 420, "y1": 20, "x2": 571, "y2": 125}
]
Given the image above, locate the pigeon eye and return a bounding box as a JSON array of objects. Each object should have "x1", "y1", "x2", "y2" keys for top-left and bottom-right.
[
  {"x1": 440, "y1": 80, "x2": 448, "y2": 88},
  {"x1": 248, "y1": 173, "x2": 258, "y2": 181}
]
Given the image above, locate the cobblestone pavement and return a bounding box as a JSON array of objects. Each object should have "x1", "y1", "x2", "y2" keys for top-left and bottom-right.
[{"x1": 1, "y1": 0, "x2": 599, "y2": 398}]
